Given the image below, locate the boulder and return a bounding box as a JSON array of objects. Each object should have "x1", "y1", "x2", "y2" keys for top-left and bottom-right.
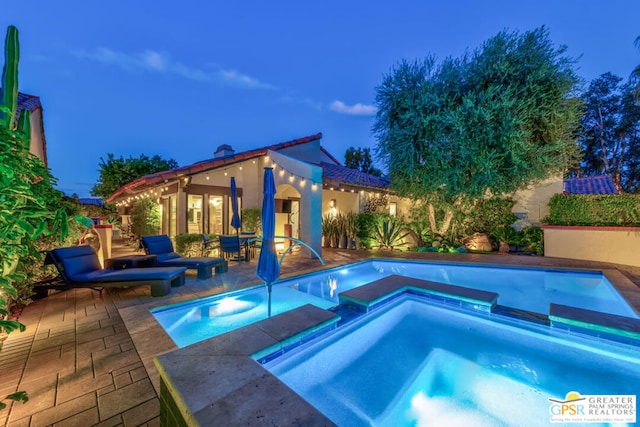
[{"x1": 462, "y1": 233, "x2": 493, "y2": 252}]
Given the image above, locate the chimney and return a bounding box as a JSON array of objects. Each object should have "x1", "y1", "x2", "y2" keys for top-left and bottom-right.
[{"x1": 214, "y1": 144, "x2": 234, "y2": 158}]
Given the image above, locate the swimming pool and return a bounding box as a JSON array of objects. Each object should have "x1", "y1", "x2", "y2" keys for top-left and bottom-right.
[
  {"x1": 266, "y1": 296, "x2": 640, "y2": 426},
  {"x1": 152, "y1": 259, "x2": 639, "y2": 348}
]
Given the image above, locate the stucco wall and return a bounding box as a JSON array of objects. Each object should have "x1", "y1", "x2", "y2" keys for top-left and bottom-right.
[
  {"x1": 322, "y1": 190, "x2": 359, "y2": 217},
  {"x1": 28, "y1": 108, "x2": 47, "y2": 164},
  {"x1": 543, "y1": 226, "x2": 640, "y2": 267},
  {"x1": 512, "y1": 175, "x2": 563, "y2": 228}
]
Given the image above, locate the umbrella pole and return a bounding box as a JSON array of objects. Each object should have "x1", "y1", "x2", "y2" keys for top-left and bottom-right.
[
  {"x1": 267, "y1": 283, "x2": 272, "y2": 317},
  {"x1": 236, "y1": 229, "x2": 241, "y2": 263}
]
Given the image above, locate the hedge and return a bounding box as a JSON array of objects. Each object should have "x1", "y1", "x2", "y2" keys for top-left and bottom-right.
[{"x1": 544, "y1": 194, "x2": 640, "y2": 226}]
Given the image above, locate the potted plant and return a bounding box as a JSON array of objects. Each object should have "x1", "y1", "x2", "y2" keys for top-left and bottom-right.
[
  {"x1": 492, "y1": 226, "x2": 518, "y2": 254},
  {"x1": 321, "y1": 215, "x2": 336, "y2": 248},
  {"x1": 345, "y1": 212, "x2": 360, "y2": 249},
  {"x1": 335, "y1": 213, "x2": 348, "y2": 249}
]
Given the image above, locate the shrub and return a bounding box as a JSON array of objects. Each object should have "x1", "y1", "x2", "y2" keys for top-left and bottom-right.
[
  {"x1": 520, "y1": 226, "x2": 544, "y2": 256},
  {"x1": 242, "y1": 208, "x2": 261, "y2": 234},
  {"x1": 459, "y1": 198, "x2": 518, "y2": 236},
  {"x1": 356, "y1": 212, "x2": 378, "y2": 248},
  {"x1": 130, "y1": 199, "x2": 160, "y2": 239},
  {"x1": 174, "y1": 233, "x2": 207, "y2": 257}
]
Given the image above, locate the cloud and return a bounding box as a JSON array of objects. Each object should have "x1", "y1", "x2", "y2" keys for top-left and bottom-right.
[
  {"x1": 329, "y1": 100, "x2": 377, "y2": 116},
  {"x1": 217, "y1": 68, "x2": 279, "y2": 90},
  {"x1": 72, "y1": 47, "x2": 276, "y2": 88}
]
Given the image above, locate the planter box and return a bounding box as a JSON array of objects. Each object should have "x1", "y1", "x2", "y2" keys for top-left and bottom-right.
[{"x1": 542, "y1": 225, "x2": 640, "y2": 267}]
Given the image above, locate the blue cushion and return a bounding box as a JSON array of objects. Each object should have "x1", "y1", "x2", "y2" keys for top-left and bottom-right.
[
  {"x1": 51, "y1": 246, "x2": 102, "y2": 277},
  {"x1": 157, "y1": 252, "x2": 181, "y2": 262},
  {"x1": 50, "y1": 245, "x2": 187, "y2": 285},
  {"x1": 72, "y1": 267, "x2": 187, "y2": 283},
  {"x1": 141, "y1": 235, "x2": 175, "y2": 255},
  {"x1": 157, "y1": 257, "x2": 223, "y2": 267}
]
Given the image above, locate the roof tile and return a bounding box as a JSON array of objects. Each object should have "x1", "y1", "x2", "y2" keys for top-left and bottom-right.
[{"x1": 563, "y1": 175, "x2": 619, "y2": 194}]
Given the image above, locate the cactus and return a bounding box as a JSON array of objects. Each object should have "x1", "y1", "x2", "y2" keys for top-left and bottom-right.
[{"x1": 1, "y1": 25, "x2": 19, "y2": 130}]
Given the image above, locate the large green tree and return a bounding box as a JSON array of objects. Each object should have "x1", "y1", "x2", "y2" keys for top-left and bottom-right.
[
  {"x1": 373, "y1": 26, "x2": 582, "y2": 234},
  {"x1": 578, "y1": 72, "x2": 640, "y2": 192},
  {"x1": 344, "y1": 146, "x2": 382, "y2": 176},
  {"x1": 91, "y1": 153, "x2": 178, "y2": 199},
  {"x1": 633, "y1": 36, "x2": 640, "y2": 103}
]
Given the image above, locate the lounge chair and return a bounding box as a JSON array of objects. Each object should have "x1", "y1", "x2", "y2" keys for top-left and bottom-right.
[
  {"x1": 141, "y1": 235, "x2": 228, "y2": 279},
  {"x1": 45, "y1": 245, "x2": 186, "y2": 297}
]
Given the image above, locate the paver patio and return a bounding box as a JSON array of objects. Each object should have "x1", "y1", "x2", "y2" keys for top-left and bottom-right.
[{"x1": 1, "y1": 237, "x2": 639, "y2": 426}]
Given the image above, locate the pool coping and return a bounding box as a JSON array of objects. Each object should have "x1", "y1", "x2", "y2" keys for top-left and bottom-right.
[
  {"x1": 154, "y1": 304, "x2": 340, "y2": 426},
  {"x1": 154, "y1": 271, "x2": 640, "y2": 425}
]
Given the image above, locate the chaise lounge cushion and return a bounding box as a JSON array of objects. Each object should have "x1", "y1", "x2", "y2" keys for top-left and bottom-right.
[
  {"x1": 141, "y1": 235, "x2": 228, "y2": 279},
  {"x1": 48, "y1": 245, "x2": 187, "y2": 296}
]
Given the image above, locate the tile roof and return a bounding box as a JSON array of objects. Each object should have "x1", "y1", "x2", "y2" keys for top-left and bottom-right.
[
  {"x1": 321, "y1": 161, "x2": 390, "y2": 191},
  {"x1": 0, "y1": 90, "x2": 42, "y2": 121},
  {"x1": 106, "y1": 133, "x2": 325, "y2": 202},
  {"x1": 17, "y1": 92, "x2": 43, "y2": 114},
  {"x1": 78, "y1": 197, "x2": 105, "y2": 206},
  {"x1": 563, "y1": 175, "x2": 619, "y2": 195}
]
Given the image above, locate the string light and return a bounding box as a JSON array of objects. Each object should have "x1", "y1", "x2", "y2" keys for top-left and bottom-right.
[{"x1": 115, "y1": 157, "x2": 325, "y2": 206}]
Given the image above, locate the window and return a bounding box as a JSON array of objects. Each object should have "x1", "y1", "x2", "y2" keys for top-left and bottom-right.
[
  {"x1": 389, "y1": 202, "x2": 397, "y2": 217},
  {"x1": 209, "y1": 196, "x2": 223, "y2": 234},
  {"x1": 187, "y1": 195, "x2": 203, "y2": 233}
]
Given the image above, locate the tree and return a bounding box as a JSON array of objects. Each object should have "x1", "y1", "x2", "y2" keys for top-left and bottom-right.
[
  {"x1": 91, "y1": 153, "x2": 178, "y2": 199},
  {"x1": 633, "y1": 36, "x2": 640, "y2": 103},
  {"x1": 578, "y1": 73, "x2": 640, "y2": 192},
  {"x1": 373, "y1": 26, "x2": 582, "y2": 235},
  {"x1": 344, "y1": 146, "x2": 382, "y2": 176}
]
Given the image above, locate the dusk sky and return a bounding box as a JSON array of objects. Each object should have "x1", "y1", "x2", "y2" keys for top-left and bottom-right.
[{"x1": 4, "y1": 1, "x2": 640, "y2": 197}]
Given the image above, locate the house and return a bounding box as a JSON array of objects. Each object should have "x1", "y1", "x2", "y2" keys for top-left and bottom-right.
[
  {"x1": 106, "y1": 133, "x2": 408, "y2": 256},
  {"x1": 5, "y1": 91, "x2": 49, "y2": 164},
  {"x1": 106, "y1": 132, "x2": 566, "y2": 253}
]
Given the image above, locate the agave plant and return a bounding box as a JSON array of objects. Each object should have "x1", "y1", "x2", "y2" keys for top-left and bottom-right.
[
  {"x1": 344, "y1": 212, "x2": 360, "y2": 249},
  {"x1": 321, "y1": 214, "x2": 337, "y2": 247},
  {"x1": 334, "y1": 212, "x2": 348, "y2": 248},
  {"x1": 373, "y1": 219, "x2": 410, "y2": 250}
]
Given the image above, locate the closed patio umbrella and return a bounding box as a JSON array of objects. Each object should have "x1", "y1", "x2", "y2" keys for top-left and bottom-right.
[
  {"x1": 230, "y1": 177, "x2": 242, "y2": 261},
  {"x1": 256, "y1": 167, "x2": 280, "y2": 317}
]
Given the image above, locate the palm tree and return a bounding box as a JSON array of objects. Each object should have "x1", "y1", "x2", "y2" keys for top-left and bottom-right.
[{"x1": 634, "y1": 36, "x2": 640, "y2": 103}]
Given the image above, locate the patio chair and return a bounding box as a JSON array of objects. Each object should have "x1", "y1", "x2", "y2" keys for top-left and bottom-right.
[
  {"x1": 141, "y1": 235, "x2": 228, "y2": 279},
  {"x1": 201, "y1": 233, "x2": 220, "y2": 257},
  {"x1": 45, "y1": 245, "x2": 186, "y2": 297},
  {"x1": 219, "y1": 235, "x2": 248, "y2": 262},
  {"x1": 240, "y1": 231, "x2": 259, "y2": 258}
]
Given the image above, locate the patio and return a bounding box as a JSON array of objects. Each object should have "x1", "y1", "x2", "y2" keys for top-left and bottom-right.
[{"x1": 1, "y1": 238, "x2": 639, "y2": 426}]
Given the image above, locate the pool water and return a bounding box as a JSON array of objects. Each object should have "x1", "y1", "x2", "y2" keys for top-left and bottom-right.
[
  {"x1": 152, "y1": 260, "x2": 638, "y2": 348},
  {"x1": 266, "y1": 296, "x2": 640, "y2": 427}
]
